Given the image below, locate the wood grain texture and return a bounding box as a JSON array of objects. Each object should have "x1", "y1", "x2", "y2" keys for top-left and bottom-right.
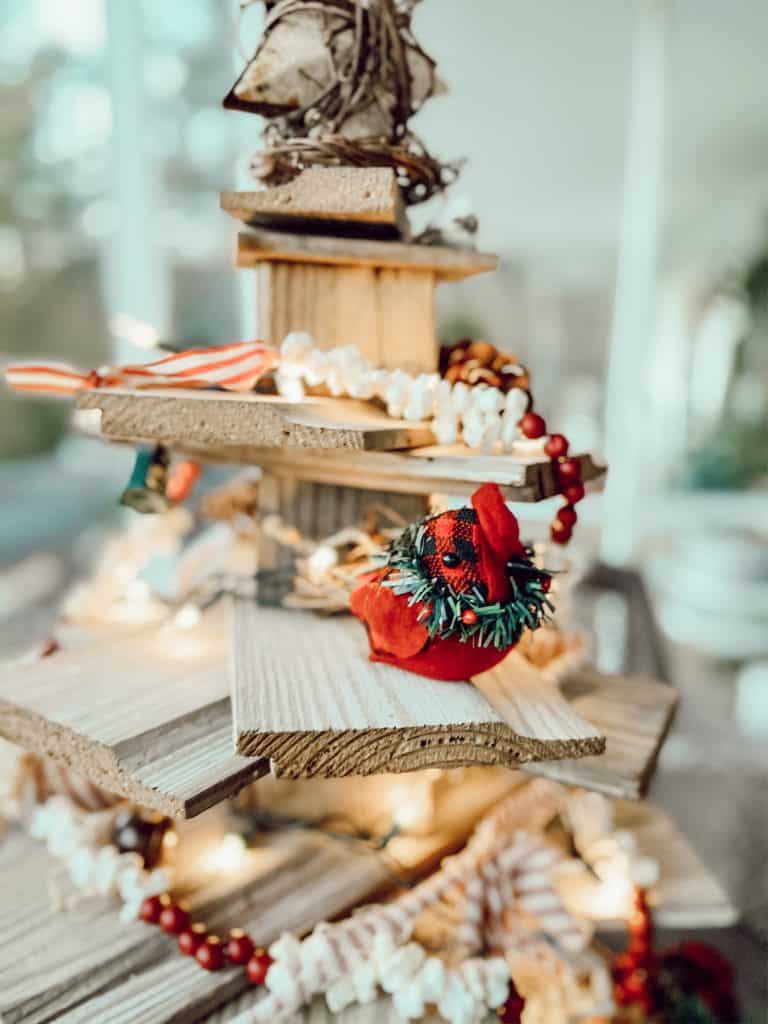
[
  {"x1": 77, "y1": 388, "x2": 435, "y2": 454},
  {"x1": 251, "y1": 262, "x2": 437, "y2": 373},
  {"x1": 524, "y1": 669, "x2": 678, "y2": 799},
  {"x1": 231, "y1": 601, "x2": 605, "y2": 777},
  {"x1": 0, "y1": 824, "x2": 392, "y2": 1024},
  {"x1": 0, "y1": 613, "x2": 267, "y2": 818},
  {"x1": 236, "y1": 228, "x2": 498, "y2": 280},
  {"x1": 221, "y1": 167, "x2": 407, "y2": 234},
  {"x1": 249, "y1": 447, "x2": 606, "y2": 501}
]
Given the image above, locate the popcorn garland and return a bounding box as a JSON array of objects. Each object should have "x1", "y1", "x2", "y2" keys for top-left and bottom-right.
[
  {"x1": 17, "y1": 782, "x2": 628, "y2": 1022},
  {"x1": 28, "y1": 796, "x2": 172, "y2": 919},
  {"x1": 276, "y1": 332, "x2": 532, "y2": 451},
  {"x1": 230, "y1": 780, "x2": 606, "y2": 1024}
]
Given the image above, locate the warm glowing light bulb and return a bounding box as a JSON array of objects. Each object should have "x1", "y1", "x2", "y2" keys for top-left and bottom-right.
[
  {"x1": 203, "y1": 833, "x2": 249, "y2": 873},
  {"x1": 174, "y1": 603, "x2": 202, "y2": 630}
]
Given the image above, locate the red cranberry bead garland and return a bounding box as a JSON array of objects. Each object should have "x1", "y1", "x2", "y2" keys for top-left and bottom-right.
[
  {"x1": 178, "y1": 923, "x2": 207, "y2": 957},
  {"x1": 138, "y1": 894, "x2": 164, "y2": 924},
  {"x1": 159, "y1": 900, "x2": 190, "y2": 935},
  {"x1": 543, "y1": 433, "x2": 569, "y2": 459},
  {"x1": 246, "y1": 949, "x2": 273, "y2": 986},
  {"x1": 225, "y1": 929, "x2": 256, "y2": 966},
  {"x1": 516, "y1": 408, "x2": 584, "y2": 546},
  {"x1": 137, "y1": 889, "x2": 274, "y2": 984},
  {"x1": 196, "y1": 935, "x2": 226, "y2": 971},
  {"x1": 519, "y1": 411, "x2": 547, "y2": 439}
]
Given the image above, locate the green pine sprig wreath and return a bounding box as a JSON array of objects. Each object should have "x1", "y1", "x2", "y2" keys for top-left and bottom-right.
[{"x1": 377, "y1": 518, "x2": 554, "y2": 650}]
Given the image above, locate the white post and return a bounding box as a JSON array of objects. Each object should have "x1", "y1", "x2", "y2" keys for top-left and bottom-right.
[
  {"x1": 104, "y1": 0, "x2": 169, "y2": 361},
  {"x1": 600, "y1": 0, "x2": 669, "y2": 566}
]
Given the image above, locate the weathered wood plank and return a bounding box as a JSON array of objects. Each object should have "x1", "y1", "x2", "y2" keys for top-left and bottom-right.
[
  {"x1": 58, "y1": 833, "x2": 388, "y2": 1024},
  {"x1": 231, "y1": 601, "x2": 605, "y2": 777},
  {"x1": 248, "y1": 447, "x2": 605, "y2": 501},
  {"x1": 0, "y1": 824, "x2": 392, "y2": 1024},
  {"x1": 525, "y1": 670, "x2": 678, "y2": 799},
  {"x1": 77, "y1": 389, "x2": 435, "y2": 453},
  {"x1": 221, "y1": 167, "x2": 408, "y2": 237},
  {"x1": 236, "y1": 228, "x2": 498, "y2": 280},
  {"x1": 0, "y1": 613, "x2": 268, "y2": 818}
]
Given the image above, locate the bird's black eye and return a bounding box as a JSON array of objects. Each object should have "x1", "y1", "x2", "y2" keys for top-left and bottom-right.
[{"x1": 441, "y1": 552, "x2": 461, "y2": 568}]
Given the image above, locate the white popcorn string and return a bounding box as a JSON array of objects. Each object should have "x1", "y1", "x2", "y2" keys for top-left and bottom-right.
[{"x1": 275, "y1": 333, "x2": 538, "y2": 454}]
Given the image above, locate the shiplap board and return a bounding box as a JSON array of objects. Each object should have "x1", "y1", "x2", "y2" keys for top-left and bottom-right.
[
  {"x1": 76, "y1": 389, "x2": 435, "y2": 455},
  {"x1": 232, "y1": 603, "x2": 675, "y2": 797},
  {"x1": 236, "y1": 228, "x2": 497, "y2": 280},
  {"x1": 232, "y1": 601, "x2": 606, "y2": 777},
  {"x1": 0, "y1": 612, "x2": 267, "y2": 818},
  {"x1": 524, "y1": 670, "x2": 678, "y2": 799},
  {"x1": 249, "y1": 447, "x2": 606, "y2": 501}
]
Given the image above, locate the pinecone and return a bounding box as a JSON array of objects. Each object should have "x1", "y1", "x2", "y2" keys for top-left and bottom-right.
[{"x1": 439, "y1": 339, "x2": 529, "y2": 393}]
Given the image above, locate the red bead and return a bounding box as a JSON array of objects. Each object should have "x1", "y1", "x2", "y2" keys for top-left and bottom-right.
[
  {"x1": 246, "y1": 950, "x2": 273, "y2": 986},
  {"x1": 225, "y1": 929, "x2": 255, "y2": 966},
  {"x1": 196, "y1": 936, "x2": 226, "y2": 971},
  {"x1": 159, "y1": 903, "x2": 190, "y2": 935},
  {"x1": 550, "y1": 519, "x2": 572, "y2": 545},
  {"x1": 556, "y1": 505, "x2": 577, "y2": 529},
  {"x1": 138, "y1": 894, "x2": 164, "y2": 924},
  {"x1": 178, "y1": 923, "x2": 207, "y2": 956},
  {"x1": 461, "y1": 608, "x2": 478, "y2": 626},
  {"x1": 557, "y1": 457, "x2": 582, "y2": 484},
  {"x1": 544, "y1": 433, "x2": 569, "y2": 459},
  {"x1": 497, "y1": 979, "x2": 526, "y2": 1023},
  {"x1": 519, "y1": 412, "x2": 547, "y2": 439},
  {"x1": 562, "y1": 482, "x2": 585, "y2": 505}
]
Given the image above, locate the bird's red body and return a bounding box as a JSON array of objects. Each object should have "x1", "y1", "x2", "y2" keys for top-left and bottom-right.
[
  {"x1": 351, "y1": 483, "x2": 534, "y2": 682},
  {"x1": 350, "y1": 568, "x2": 512, "y2": 681}
]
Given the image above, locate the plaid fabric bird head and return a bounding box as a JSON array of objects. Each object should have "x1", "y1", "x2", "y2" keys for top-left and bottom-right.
[{"x1": 419, "y1": 483, "x2": 526, "y2": 603}]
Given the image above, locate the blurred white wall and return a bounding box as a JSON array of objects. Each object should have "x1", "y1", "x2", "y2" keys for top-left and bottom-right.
[{"x1": 414, "y1": 0, "x2": 768, "y2": 273}]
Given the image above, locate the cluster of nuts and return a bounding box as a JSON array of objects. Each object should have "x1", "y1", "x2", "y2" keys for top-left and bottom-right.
[{"x1": 439, "y1": 340, "x2": 530, "y2": 394}]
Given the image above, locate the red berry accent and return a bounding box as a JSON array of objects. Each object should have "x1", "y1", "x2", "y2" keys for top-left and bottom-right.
[
  {"x1": 562, "y1": 482, "x2": 585, "y2": 505},
  {"x1": 557, "y1": 457, "x2": 582, "y2": 484},
  {"x1": 550, "y1": 519, "x2": 572, "y2": 545},
  {"x1": 246, "y1": 950, "x2": 273, "y2": 986},
  {"x1": 544, "y1": 433, "x2": 569, "y2": 459},
  {"x1": 225, "y1": 929, "x2": 255, "y2": 966},
  {"x1": 461, "y1": 608, "x2": 478, "y2": 626},
  {"x1": 556, "y1": 505, "x2": 578, "y2": 529},
  {"x1": 159, "y1": 903, "x2": 190, "y2": 935},
  {"x1": 519, "y1": 412, "x2": 547, "y2": 439},
  {"x1": 541, "y1": 575, "x2": 552, "y2": 593},
  {"x1": 138, "y1": 894, "x2": 164, "y2": 924},
  {"x1": 196, "y1": 936, "x2": 225, "y2": 972},
  {"x1": 178, "y1": 923, "x2": 207, "y2": 956}
]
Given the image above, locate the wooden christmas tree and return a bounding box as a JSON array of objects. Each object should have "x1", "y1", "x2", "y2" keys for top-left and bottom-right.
[{"x1": 0, "y1": 4, "x2": 737, "y2": 1022}]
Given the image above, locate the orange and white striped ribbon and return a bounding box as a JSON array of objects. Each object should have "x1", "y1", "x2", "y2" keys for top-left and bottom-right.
[{"x1": 4, "y1": 341, "x2": 278, "y2": 396}]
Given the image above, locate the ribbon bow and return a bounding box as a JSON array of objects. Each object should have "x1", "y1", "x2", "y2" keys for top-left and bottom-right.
[{"x1": 4, "y1": 341, "x2": 278, "y2": 396}]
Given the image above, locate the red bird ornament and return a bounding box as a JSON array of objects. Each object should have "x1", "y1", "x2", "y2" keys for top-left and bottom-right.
[{"x1": 350, "y1": 483, "x2": 553, "y2": 681}]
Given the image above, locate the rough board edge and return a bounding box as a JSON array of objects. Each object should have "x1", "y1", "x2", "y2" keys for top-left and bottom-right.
[
  {"x1": 238, "y1": 723, "x2": 605, "y2": 777},
  {"x1": 236, "y1": 228, "x2": 498, "y2": 280},
  {"x1": 77, "y1": 389, "x2": 435, "y2": 453}
]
